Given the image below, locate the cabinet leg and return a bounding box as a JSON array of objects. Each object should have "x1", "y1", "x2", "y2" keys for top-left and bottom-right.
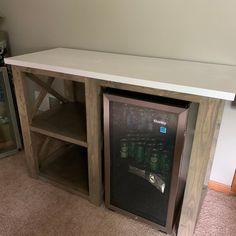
[
  {"x1": 12, "y1": 66, "x2": 39, "y2": 177},
  {"x1": 85, "y1": 78, "x2": 103, "y2": 205},
  {"x1": 177, "y1": 98, "x2": 224, "y2": 236}
]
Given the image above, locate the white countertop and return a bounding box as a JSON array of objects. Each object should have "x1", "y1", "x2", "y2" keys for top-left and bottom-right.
[{"x1": 5, "y1": 48, "x2": 236, "y2": 101}]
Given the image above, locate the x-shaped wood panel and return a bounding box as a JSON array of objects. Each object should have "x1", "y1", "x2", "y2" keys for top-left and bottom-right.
[{"x1": 25, "y1": 73, "x2": 69, "y2": 121}]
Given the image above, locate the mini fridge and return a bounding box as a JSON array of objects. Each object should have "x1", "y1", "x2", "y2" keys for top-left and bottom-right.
[{"x1": 103, "y1": 89, "x2": 197, "y2": 233}]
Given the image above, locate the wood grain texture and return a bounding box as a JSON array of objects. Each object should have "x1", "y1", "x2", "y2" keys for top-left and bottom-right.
[
  {"x1": 99, "y1": 80, "x2": 202, "y2": 103},
  {"x1": 64, "y1": 80, "x2": 75, "y2": 102},
  {"x1": 25, "y1": 73, "x2": 68, "y2": 103},
  {"x1": 39, "y1": 146, "x2": 89, "y2": 196},
  {"x1": 21, "y1": 67, "x2": 86, "y2": 83},
  {"x1": 30, "y1": 102, "x2": 87, "y2": 147},
  {"x1": 31, "y1": 77, "x2": 55, "y2": 120},
  {"x1": 177, "y1": 98, "x2": 225, "y2": 236},
  {"x1": 204, "y1": 100, "x2": 225, "y2": 186},
  {"x1": 12, "y1": 66, "x2": 39, "y2": 177},
  {"x1": 208, "y1": 180, "x2": 236, "y2": 195},
  {"x1": 38, "y1": 136, "x2": 51, "y2": 158},
  {"x1": 85, "y1": 78, "x2": 103, "y2": 205},
  {"x1": 36, "y1": 135, "x2": 66, "y2": 163},
  {"x1": 75, "y1": 82, "x2": 86, "y2": 104},
  {"x1": 38, "y1": 175, "x2": 89, "y2": 200}
]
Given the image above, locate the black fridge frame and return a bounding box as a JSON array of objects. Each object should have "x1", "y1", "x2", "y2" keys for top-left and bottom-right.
[{"x1": 103, "y1": 92, "x2": 189, "y2": 233}]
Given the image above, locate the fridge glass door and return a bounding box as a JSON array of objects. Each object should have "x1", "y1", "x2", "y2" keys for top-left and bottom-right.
[{"x1": 108, "y1": 98, "x2": 180, "y2": 227}]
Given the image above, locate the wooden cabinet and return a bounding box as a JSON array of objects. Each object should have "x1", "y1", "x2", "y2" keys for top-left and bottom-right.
[
  {"x1": 12, "y1": 68, "x2": 102, "y2": 205},
  {"x1": 7, "y1": 48, "x2": 233, "y2": 236}
]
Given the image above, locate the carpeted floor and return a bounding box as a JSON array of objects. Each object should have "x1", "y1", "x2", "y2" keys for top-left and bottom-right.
[{"x1": 0, "y1": 152, "x2": 235, "y2": 236}]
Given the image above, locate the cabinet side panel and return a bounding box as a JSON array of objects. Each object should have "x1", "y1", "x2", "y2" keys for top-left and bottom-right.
[
  {"x1": 12, "y1": 66, "x2": 39, "y2": 177},
  {"x1": 177, "y1": 98, "x2": 225, "y2": 236},
  {"x1": 85, "y1": 78, "x2": 103, "y2": 205},
  {"x1": 174, "y1": 103, "x2": 199, "y2": 223}
]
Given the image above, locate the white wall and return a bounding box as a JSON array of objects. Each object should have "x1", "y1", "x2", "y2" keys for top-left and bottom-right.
[
  {"x1": 1, "y1": 0, "x2": 235, "y2": 185},
  {"x1": 210, "y1": 102, "x2": 236, "y2": 185}
]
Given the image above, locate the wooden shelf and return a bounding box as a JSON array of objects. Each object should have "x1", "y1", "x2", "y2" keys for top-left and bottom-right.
[
  {"x1": 39, "y1": 145, "x2": 89, "y2": 197},
  {"x1": 30, "y1": 102, "x2": 87, "y2": 147}
]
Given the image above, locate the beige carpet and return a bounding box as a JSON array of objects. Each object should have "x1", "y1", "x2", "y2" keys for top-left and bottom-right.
[{"x1": 0, "y1": 152, "x2": 235, "y2": 236}]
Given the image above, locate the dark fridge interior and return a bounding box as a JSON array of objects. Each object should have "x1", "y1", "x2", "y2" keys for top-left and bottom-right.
[{"x1": 104, "y1": 90, "x2": 190, "y2": 228}]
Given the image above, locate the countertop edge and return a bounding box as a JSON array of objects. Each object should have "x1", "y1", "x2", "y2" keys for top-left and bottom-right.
[{"x1": 5, "y1": 58, "x2": 235, "y2": 101}]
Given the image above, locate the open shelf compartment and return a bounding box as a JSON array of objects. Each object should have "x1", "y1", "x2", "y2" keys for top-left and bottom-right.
[
  {"x1": 39, "y1": 144, "x2": 89, "y2": 197},
  {"x1": 25, "y1": 74, "x2": 87, "y2": 147},
  {"x1": 30, "y1": 102, "x2": 87, "y2": 147}
]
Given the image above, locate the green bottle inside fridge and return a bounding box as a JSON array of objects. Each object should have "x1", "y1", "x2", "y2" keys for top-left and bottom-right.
[
  {"x1": 150, "y1": 149, "x2": 159, "y2": 173},
  {"x1": 120, "y1": 138, "x2": 128, "y2": 159}
]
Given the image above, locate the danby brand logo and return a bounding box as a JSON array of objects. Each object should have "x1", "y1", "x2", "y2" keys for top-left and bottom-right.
[{"x1": 153, "y1": 119, "x2": 167, "y2": 126}]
